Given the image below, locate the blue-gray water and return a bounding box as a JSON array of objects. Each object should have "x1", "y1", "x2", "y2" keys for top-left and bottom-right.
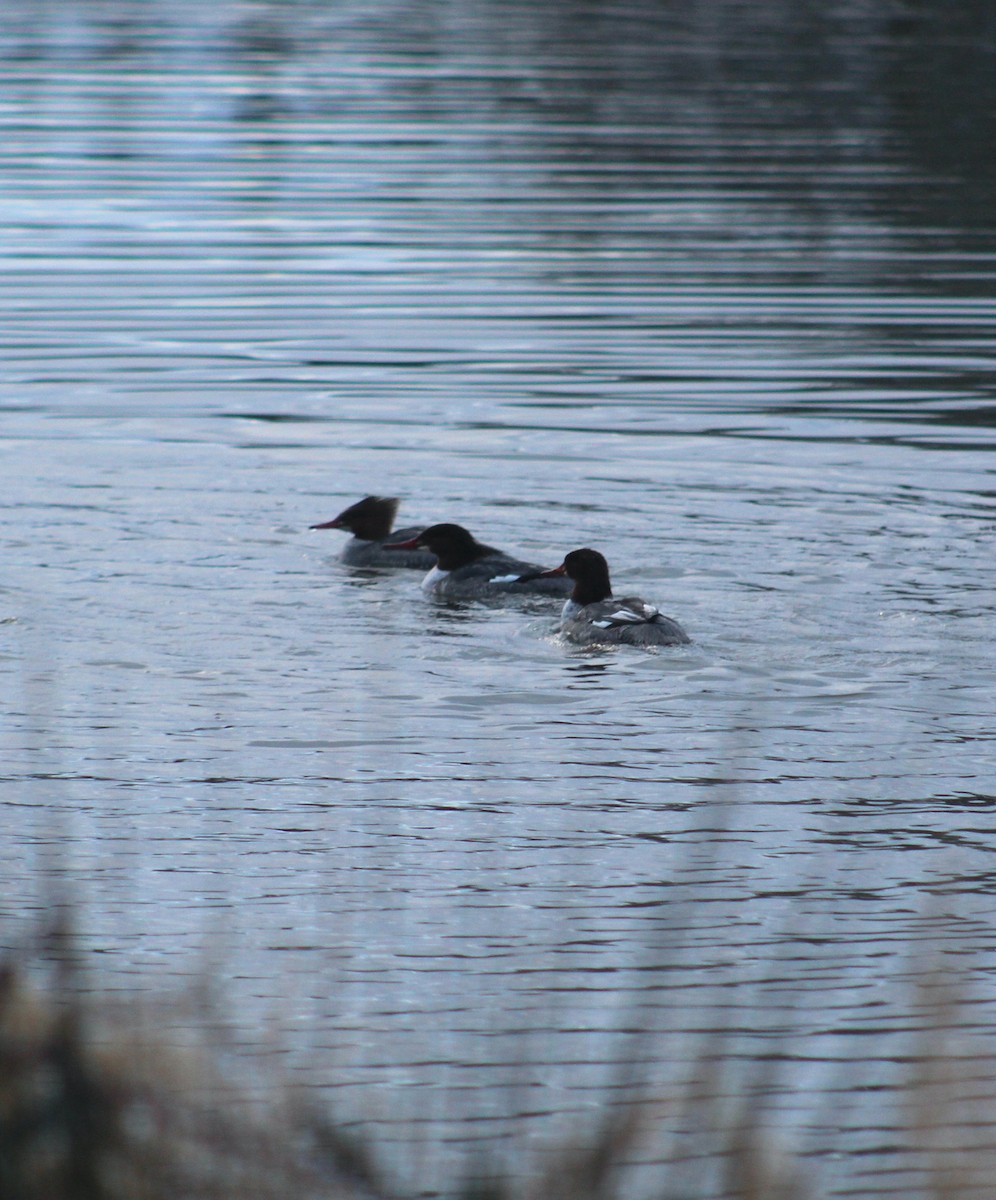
[{"x1": 3, "y1": 2, "x2": 996, "y2": 1195}]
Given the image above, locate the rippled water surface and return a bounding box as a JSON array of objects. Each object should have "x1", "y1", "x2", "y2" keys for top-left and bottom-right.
[{"x1": 3, "y1": 2, "x2": 996, "y2": 1195}]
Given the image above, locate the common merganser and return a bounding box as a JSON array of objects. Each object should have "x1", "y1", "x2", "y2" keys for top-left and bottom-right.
[
  {"x1": 386, "y1": 523, "x2": 572, "y2": 599},
  {"x1": 309, "y1": 496, "x2": 435, "y2": 569},
  {"x1": 528, "y1": 548, "x2": 691, "y2": 646}
]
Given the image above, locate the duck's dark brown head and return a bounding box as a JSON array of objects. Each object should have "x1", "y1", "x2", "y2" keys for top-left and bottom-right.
[
  {"x1": 310, "y1": 496, "x2": 400, "y2": 539},
  {"x1": 386, "y1": 523, "x2": 496, "y2": 570},
  {"x1": 560, "y1": 548, "x2": 613, "y2": 605},
  {"x1": 517, "y1": 547, "x2": 612, "y2": 604}
]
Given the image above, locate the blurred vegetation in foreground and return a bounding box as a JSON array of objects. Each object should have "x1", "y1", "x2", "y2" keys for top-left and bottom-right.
[{"x1": 1, "y1": 925, "x2": 992, "y2": 1200}]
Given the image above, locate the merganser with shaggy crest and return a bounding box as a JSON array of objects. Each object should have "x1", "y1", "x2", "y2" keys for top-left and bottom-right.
[
  {"x1": 527, "y1": 548, "x2": 691, "y2": 646},
  {"x1": 309, "y1": 496, "x2": 435, "y2": 569},
  {"x1": 387, "y1": 523, "x2": 572, "y2": 599}
]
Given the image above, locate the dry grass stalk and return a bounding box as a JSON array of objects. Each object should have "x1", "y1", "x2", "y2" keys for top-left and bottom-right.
[
  {"x1": 0, "y1": 956, "x2": 387, "y2": 1200},
  {"x1": 6, "y1": 937, "x2": 994, "y2": 1200}
]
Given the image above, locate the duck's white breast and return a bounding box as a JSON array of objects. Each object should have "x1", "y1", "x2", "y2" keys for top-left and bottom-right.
[{"x1": 421, "y1": 564, "x2": 448, "y2": 592}]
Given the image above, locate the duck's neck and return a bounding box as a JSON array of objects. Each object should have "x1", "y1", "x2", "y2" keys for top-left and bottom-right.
[{"x1": 572, "y1": 571, "x2": 612, "y2": 606}]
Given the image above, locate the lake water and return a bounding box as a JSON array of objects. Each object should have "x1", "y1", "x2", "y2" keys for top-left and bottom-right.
[{"x1": 3, "y1": 1, "x2": 996, "y2": 1196}]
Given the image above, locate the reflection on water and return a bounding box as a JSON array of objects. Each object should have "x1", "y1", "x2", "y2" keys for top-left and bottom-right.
[{"x1": 2, "y1": 1, "x2": 996, "y2": 1196}]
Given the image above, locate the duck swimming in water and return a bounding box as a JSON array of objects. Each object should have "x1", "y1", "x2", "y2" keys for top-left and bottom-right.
[
  {"x1": 528, "y1": 547, "x2": 691, "y2": 646},
  {"x1": 309, "y1": 496, "x2": 435, "y2": 569},
  {"x1": 387, "y1": 523, "x2": 572, "y2": 599}
]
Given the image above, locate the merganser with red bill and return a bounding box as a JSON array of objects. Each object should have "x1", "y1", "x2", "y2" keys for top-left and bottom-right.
[
  {"x1": 528, "y1": 548, "x2": 691, "y2": 646},
  {"x1": 309, "y1": 496, "x2": 435, "y2": 569},
  {"x1": 386, "y1": 523, "x2": 572, "y2": 599}
]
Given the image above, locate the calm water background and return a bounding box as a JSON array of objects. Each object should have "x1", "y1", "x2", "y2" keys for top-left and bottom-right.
[{"x1": 3, "y1": 1, "x2": 996, "y2": 1195}]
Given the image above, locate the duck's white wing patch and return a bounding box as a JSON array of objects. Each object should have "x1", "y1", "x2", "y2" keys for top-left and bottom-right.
[
  {"x1": 489, "y1": 574, "x2": 523, "y2": 585},
  {"x1": 592, "y1": 603, "x2": 659, "y2": 628}
]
